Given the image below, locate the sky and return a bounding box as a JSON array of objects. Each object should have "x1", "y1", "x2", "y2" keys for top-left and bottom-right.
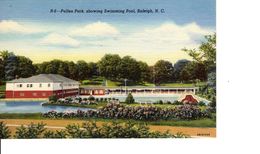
[{"x1": 0, "y1": 0, "x2": 216, "y2": 65}]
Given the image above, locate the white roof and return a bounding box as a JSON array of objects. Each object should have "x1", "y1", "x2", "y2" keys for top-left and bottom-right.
[{"x1": 7, "y1": 74, "x2": 79, "y2": 83}]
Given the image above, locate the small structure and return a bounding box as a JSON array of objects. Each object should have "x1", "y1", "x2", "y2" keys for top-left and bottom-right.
[
  {"x1": 5, "y1": 74, "x2": 80, "y2": 99},
  {"x1": 181, "y1": 95, "x2": 198, "y2": 104},
  {"x1": 80, "y1": 86, "x2": 197, "y2": 96}
]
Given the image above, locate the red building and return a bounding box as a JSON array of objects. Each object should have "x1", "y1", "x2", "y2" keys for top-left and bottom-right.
[{"x1": 5, "y1": 74, "x2": 80, "y2": 99}]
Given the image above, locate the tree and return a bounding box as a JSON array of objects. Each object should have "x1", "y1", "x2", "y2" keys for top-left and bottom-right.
[
  {"x1": 98, "y1": 54, "x2": 121, "y2": 80},
  {"x1": 67, "y1": 61, "x2": 79, "y2": 80},
  {"x1": 0, "y1": 121, "x2": 11, "y2": 139},
  {"x1": 0, "y1": 50, "x2": 13, "y2": 62},
  {"x1": 88, "y1": 62, "x2": 98, "y2": 77},
  {"x1": 4, "y1": 53, "x2": 18, "y2": 81},
  {"x1": 57, "y1": 61, "x2": 69, "y2": 77},
  {"x1": 183, "y1": 33, "x2": 216, "y2": 106},
  {"x1": 77, "y1": 60, "x2": 90, "y2": 80},
  {"x1": 17, "y1": 56, "x2": 35, "y2": 78},
  {"x1": 125, "y1": 93, "x2": 135, "y2": 104},
  {"x1": 182, "y1": 33, "x2": 216, "y2": 73},
  {"x1": 0, "y1": 58, "x2": 4, "y2": 80},
  {"x1": 138, "y1": 61, "x2": 151, "y2": 83},
  {"x1": 173, "y1": 59, "x2": 190, "y2": 81},
  {"x1": 118, "y1": 56, "x2": 141, "y2": 82},
  {"x1": 153, "y1": 60, "x2": 174, "y2": 85}
]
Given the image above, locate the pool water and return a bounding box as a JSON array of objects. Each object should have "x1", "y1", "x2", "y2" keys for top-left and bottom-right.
[{"x1": 0, "y1": 101, "x2": 92, "y2": 113}]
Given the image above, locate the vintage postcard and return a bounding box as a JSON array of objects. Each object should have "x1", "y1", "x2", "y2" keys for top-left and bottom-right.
[{"x1": 0, "y1": 0, "x2": 216, "y2": 139}]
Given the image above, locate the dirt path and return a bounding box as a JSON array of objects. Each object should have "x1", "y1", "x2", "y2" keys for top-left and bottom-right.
[{"x1": 1, "y1": 119, "x2": 216, "y2": 138}]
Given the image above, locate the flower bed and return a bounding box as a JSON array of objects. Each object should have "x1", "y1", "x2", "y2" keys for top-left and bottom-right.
[{"x1": 43, "y1": 103, "x2": 212, "y2": 121}]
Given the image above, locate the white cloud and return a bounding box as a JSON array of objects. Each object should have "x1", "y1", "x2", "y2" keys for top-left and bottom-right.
[
  {"x1": 109, "y1": 22, "x2": 214, "y2": 52},
  {"x1": 40, "y1": 33, "x2": 80, "y2": 47},
  {"x1": 0, "y1": 20, "x2": 43, "y2": 34},
  {"x1": 70, "y1": 21, "x2": 119, "y2": 37}
]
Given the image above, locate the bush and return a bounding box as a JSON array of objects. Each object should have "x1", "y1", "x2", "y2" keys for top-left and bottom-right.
[
  {"x1": 11, "y1": 121, "x2": 186, "y2": 138},
  {"x1": 173, "y1": 101, "x2": 183, "y2": 105},
  {"x1": 198, "y1": 101, "x2": 206, "y2": 106},
  {"x1": 15, "y1": 122, "x2": 46, "y2": 138},
  {"x1": 0, "y1": 121, "x2": 11, "y2": 139},
  {"x1": 125, "y1": 93, "x2": 135, "y2": 104},
  {"x1": 49, "y1": 95, "x2": 58, "y2": 102},
  {"x1": 88, "y1": 95, "x2": 95, "y2": 101},
  {"x1": 43, "y1": 103, "x2": 212, "y2": 121},
  {"x1": 0, "y1": 94, "x2": 5, "y2": 98}
]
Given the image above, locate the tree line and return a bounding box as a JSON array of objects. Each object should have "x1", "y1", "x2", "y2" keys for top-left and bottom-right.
[{"x1": 0, "y1": 34, "x2": 216, "y2": 85}]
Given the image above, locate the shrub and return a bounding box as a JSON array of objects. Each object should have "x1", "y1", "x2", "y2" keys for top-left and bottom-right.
[
  {"x1": 158, "y1": 100, "x2": 163, "y2": 104},
  {"x1": 0, "y1": 94, "x2": 5, "y2": 98},
  {"x1": 0, "y1": 121, "x2": 11, "y2": 139},
  {"x1": 125, "y1": 93, "x2": 135, "y2": 104},
  {"x1": 15, "y1": 122, "x2": 46, "y2": 139},
  {"x1": 198, "y1": 101, "x2": 206, "y2": 106},
  {"x1": 88, "y1": 95, "x2": 95, "y2": 101},
  {"x1": 43, "y1": 103, "x2": 212, "y2": 121},
  {"x1": 43, "y1": 130, "x2": 67, "y2": 138},
  {"x1": 28, "y1": 121, "x2": 188, "y2": 138},
  {"x1": 49, "y1": 95, "x2": 58, "y2": 102},
  {"x1": 173, "y1": 101, "x2": 183, "y2": 105}
]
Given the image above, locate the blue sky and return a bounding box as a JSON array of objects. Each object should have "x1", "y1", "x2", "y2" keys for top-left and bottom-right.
[{"x1": 0, "y1": 0, "x2": 215, "y2": 64}]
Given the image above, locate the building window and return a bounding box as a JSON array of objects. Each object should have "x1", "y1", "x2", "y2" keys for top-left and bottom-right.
[
  {"x1": 27, "y1": 84, "x2": 30, "y2": 88},
  {"x1": 20, "y1": 93, "x2": 24, "y2": 96},
  {"x1": 39, "y1": 84, "x2": 42, "y2": 87},
  {"x1": 48, "y1": 83, "x2": 51, "y2": 87},
  {"x1": 17, "y1": 84, "x2": 22, "y2": 88},
  {"x1": 30, "y1": 84, "x2": 33, "y2": 88}
]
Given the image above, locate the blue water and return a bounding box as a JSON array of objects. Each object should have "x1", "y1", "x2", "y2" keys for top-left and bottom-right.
[{"x1": 0, "y1": 101, "x2": 92, "y2": 113}]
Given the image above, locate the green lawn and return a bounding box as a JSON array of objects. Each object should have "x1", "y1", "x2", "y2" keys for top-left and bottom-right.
[
  {"x1": 80, "y1": 76, "x2": 206, "y2": 87},
  {"x1": 0, "y1": 113, "x2": 216, "y2": 128},
  {"x1": 160, "y1": 82, "x2": 206, "y2": 87}
]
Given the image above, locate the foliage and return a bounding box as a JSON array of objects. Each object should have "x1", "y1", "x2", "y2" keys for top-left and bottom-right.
[
  {"x1": 4, "y1": 53, "x2": 18, "y2": 81},
  {"x1": 48, "y1": 95, "x2": 58, "y2": 102},
  {"x1": 0, "y1": 121, "x2": 11, "y2": 139},
  {"x1": 198, "y1": 101, "x2": 206, "y2": 106},
  {"x1": 98, "y1": 54, "x2": 122, "y2": 80},
  {"x1": 153, "y1": 60, "x2": 174, "y2": 85},
  {"x1": 173, "y1": 59, "x2": 190, "y2": 81},
  {"x1": 125, "y1": 93, "x2": 135, "y2": 104},
  {"x1": 14, "y1": 122, "x2": 46, "y2": 139},
  {"x1": 43, "y1": 103, "x2": 212, "y2": 121},
  {"x1": 182, "y1": 33, "x2": 216, "y2": 70},
  {"x1": 88, "y1": 95, "x2": 95, "y2": 101},
  {"x1": 17, "y1": 56, "x2": 35, "y2": 78},
  {"x1": 1, "y1": 121, "x2": 188, "y2": 138}
]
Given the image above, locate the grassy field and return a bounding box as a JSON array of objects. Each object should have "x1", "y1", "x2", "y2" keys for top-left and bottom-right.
[
  {"x1": 0, "y1": 113, "x2": 216, "y2": 128},
  {"x1": 81, "y1": 76, "x2": 206, "y2": 87}
]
